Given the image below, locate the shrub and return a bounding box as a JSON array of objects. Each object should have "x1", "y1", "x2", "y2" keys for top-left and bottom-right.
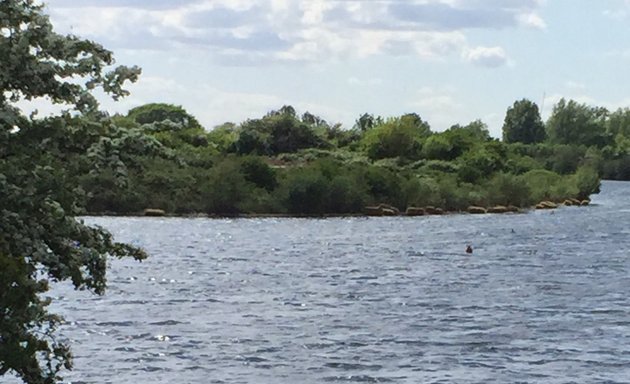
[
  {"x1": 240, "y1": 157, "x2": 277, "y2": 191},
  {"x1": 402, "y1": 176, "x2": 443, "y2": 208},
  {"x1": 573, "y1": 166, "x2": 601, "y2": 200},
  {"x1": 521, "y1": 169, "x2": 562, "y2": 202},
  {"x1": 283, "y1": 169, "x2": 329, "y2": 214},
  {"x1": 485, "y1": 173, "x2": 533, "y2": 207}
]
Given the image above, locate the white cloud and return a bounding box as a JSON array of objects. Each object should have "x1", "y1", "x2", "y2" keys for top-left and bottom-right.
[
  {"x1": 463, "y1": 46, "x2": 509, "y2": 67},
  {"x1": 408, "y1": 87, "x2": 466, "y2": 132},
  {"x1": 110, "y1": 76, "x2": 286, "y2": 128},
  {"x1": 407, "y1": 86, "x2": 507, "y2": 137},
  {"x1": 388, "y1": 0, "x2": 545, "y2": 31},
  {"x1": 517, "y1": 12, "x2": 547, "y2": 29},
  {"x1": 541, "y1": 93, "x2": 630, "y2": 119},
  {"x1": 300, "y1": 0, "x2": 334, "y2": 25},
  {"x1": 88, "y1": 75, "x2": 351, "y2": 129},
  {"x1": 44, "y1": 0, "x2": 543, "y2": 65}
]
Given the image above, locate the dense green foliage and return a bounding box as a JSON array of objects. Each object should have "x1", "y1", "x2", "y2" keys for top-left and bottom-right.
[
  {"x1": 502, "y1": 99, "x2": 546, "y2": 144},
  {"x1": 75, "y1": 98, "x2": 616, "y2": 216},
  {"x1": 1, "y1": 1, "x2": 150, "y2": 383},
  {"x1": 547, "y1": 99, "x2": 609, "y2": 147},
  {"x1": 89, "y1": 92, "x2": 630, "y2": 218}
]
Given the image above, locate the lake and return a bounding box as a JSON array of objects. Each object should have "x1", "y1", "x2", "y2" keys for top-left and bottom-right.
[{"x1": 14, "y1": 181, "x2": 630, "y2": 383}]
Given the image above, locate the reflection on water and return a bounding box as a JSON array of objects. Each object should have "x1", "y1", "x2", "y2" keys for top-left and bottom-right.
[{"x1": 11, "y1": 181, "x2": 630, "y2": 383}]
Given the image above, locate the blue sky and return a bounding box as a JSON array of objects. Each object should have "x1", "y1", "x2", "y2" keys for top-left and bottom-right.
[{"x1": 40, "y1": 0, "x2": 630, "y2": 137}]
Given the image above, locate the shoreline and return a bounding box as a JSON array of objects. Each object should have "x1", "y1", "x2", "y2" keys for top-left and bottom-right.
[
  {"x1": 81, "y1": 197, "x2": 592, "y2": 219},
  {"x1": 82, "y1": 204, "x2": 593, "y2": 219}
]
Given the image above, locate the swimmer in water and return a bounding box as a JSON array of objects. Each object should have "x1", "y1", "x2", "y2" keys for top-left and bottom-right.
[{"x1": 465, "y1": 245, "x2": 473, "y2": 254}]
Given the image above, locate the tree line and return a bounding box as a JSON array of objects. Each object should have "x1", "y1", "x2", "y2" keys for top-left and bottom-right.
[
  {"x1": 72, "y1": 99, "x2": 610, "y2": 216},
  {"x1": 503, "y1": 98, "x2": 630, "y2": 180}
]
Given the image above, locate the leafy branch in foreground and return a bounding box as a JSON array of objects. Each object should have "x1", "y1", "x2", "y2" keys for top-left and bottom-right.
[{"x1": 1, "y1": 1, "x2": 149, "y2": 382}]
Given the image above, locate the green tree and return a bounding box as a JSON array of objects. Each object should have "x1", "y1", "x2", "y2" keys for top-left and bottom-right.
[
  {"x1": 267, "y1": 113, "x2": 325, "y2": 154},
  {"x1": 546, "y1": 98, "x2": 610, "y2": 147},
  {"x1": 354, "y1": 113, "x2": 383, "y2": 132},
  {"x1": 233, "y1": 107, "x2": 325, "y2": 155},
  {"x1": 126, "y1": 104, "x2": 212, "y2": 163},
  {"x1": 232, "y1": 119, "x2": 271, "y2": 155},
  {"x1": 606, "y1": 108, "x2": 630, "y2": 138},
  {"x1": 421, "y1": 134, "x2": 453, "y2": 160},
  {"x1": 301, "y1": 111, "x2": 329, "y2": 128},
  {"x1": 422, "y1": 120, "x2": 490, "y2": 161},
  {"x1": 361, "y1": 115, "x2": 431, "y2": 160},
  {"x1": 127, "y1": 103, "x2": 202, "y2": 129},
  {"x1": 453, "y1": 119, "x2": 491, "y2": 142},
  {"x1": 457, "y1": 141, "x2": 507, "y2": 183},
  {"x1": 1, "y1": 1, "x2": 147, "y2": 382},
  {"x1": 502, "y1": 99, "x2": 546, "y2": 144},
  {"x1": 208, "y1": 122, "x2": 238, "y2": 152},
  {"x1": 550, "y1": 145, "x2": 586, "y2": 174}
]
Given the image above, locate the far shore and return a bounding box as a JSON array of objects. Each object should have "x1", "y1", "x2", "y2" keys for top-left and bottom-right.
[
  {"x1": 79, "y1": 197, "x2": 594, "y2": 219},
  {"x1": 81, "y1": 206, "x2": 595, "y2": 220}
]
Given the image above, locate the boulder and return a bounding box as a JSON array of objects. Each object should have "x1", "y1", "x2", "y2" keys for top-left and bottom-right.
[
  {"x1": 467, "y1": 206, "x2": 487, "y2": 214},
  {"x1": 434, "y1": 208, "x2": 445, "y2": 215},
  {"x1": 580, "y1": 199, "x2": 590, "y2": 206},
  {"x1": 536, "y1": 201, "x2": 558, "y2": 210},
  {"x1": 544, "y1": 201, "x2": 558, "y2": 209},
  {"x1": 405, "y1": 207, "x2": 425, "y2": 216},
  {"x1": 506, "y1": 205, "x2": 520, "y2": 213},
  {"x1": 381, "y1": 208, "x2": 397, "y2": 216},
  {"x1": 364, "y1": 204, "x2": 400, "y2": 216},
  {"x1": 364, "y1": 206, "x2": 383, "y2": 216},
  {"x1": 563, "y1": 199, "x2": 574, "y2": 206},
  {"x1": 570, "y1": 198, "x2": 582, "y2": 205},
  {"x1": 425, "y1": 206, "x2": 438, "y2": 215},
  {"x1": 143, "y1": 208, "x2": 166, "y2": 217},
  {"x1": 488, "y1": 205, "x2": 508, "y2": 214},
  {"x1": 378, "y1": 203, "x2": 400, "y2": 215}
]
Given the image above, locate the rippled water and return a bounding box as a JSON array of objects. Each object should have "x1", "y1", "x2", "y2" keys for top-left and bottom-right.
[{"x1": 10, "y1": 181, "x2": 630, "y2": 383}]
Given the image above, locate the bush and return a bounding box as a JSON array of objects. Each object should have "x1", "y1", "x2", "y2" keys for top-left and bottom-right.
[
  {"x1": 550, "y1": 145, "x2": 586, "y2": 174},
  {"x1": 326, "y1": 175, "x2": 367, "y2": 213},
  {"x1": 361, "y1": 116, "x2": 428, "y2": 160},
  {"x1": 505, "y1": 154, "x2": 542, "y2": 175},
  {"x1": 199, "y1": 159, "x2": 251, "y2": 214},
  {"x1": 437, "y1": 176, "x2": 476, "y2": 211},
  {"x1": 363, "y1": 166, "x2": 404, "y2": 207},
  {"x1": 457, "y1": 142, "x2": 506, "y2": 183},
  {"x1": 485, "y1": 173, "x2": 533, "y2": 207},
  {"x1": 521, "y1": 169, "x2": 562, "y2": 202},
  {"x1": 240, "y1": 157, "x2": 277, "y2": 191},
  {"x1": 573, "y1": 166, "x2": 601, "y2": 199},
  {"x1": 422, "y1": 135, "x2": 453, "y2": 160},
  {"x1": 282, "y1": 169, "x2": 329, "y2": 214},
  {"x1": 402, "y1": 176, "x2": 443, "y2": 208}
]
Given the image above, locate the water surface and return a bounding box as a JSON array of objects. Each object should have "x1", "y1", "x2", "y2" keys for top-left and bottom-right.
[{"x1": 20, "y1": 182, "x2": 630, "y2": 383}]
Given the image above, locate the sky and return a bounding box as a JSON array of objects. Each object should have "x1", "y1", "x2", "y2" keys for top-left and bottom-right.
[{"x1": 38, "y1": 0, "x2": 630, "y2": 137}]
